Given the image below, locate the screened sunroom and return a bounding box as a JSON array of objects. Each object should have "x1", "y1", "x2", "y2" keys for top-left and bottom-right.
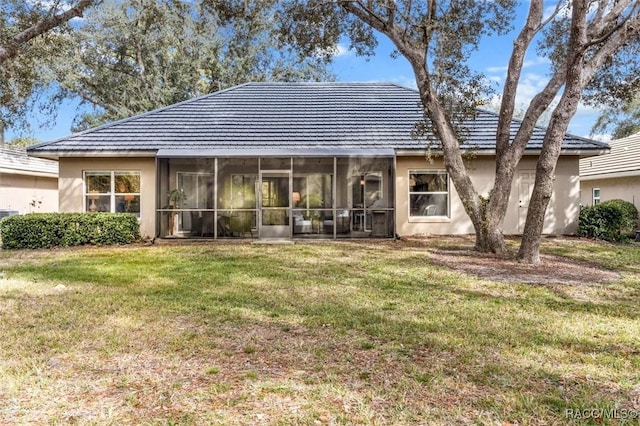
[{"x1": 156, "y1": 152, "x2": 395, "y2": 239}]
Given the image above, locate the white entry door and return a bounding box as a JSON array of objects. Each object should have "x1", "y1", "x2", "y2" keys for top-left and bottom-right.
[{"x1": 518, "y1": 170, "x2": 536, "y2": 233}]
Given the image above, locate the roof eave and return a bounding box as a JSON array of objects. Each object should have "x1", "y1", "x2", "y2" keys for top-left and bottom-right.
[
  {"x1": 27, "y1": 147, "x2": 609, "y2": 159},
  {"x1": 395, "y1": 148, "x2": 610, "y2": 156},
  {"x1": 0, "y1": 168, "x2": 58, "y2": 178},
  {"x1": 27, "y1": 150, "x2": 158, "y2": 160}
]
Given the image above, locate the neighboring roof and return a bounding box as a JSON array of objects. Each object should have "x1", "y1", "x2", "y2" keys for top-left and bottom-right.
[
  {"x1": 0, "y1": 147, "x2": 58, "y2": 178},
  {"x1": 27, "y1": 82, "x2": 608, "y2": 159},
  {"x1": 580, "y1": 132, "x2": 640, "y2": 180}
]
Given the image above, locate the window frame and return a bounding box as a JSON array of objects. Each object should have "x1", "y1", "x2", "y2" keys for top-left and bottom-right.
[
  {"x1": 84, "y1": 170, "x2": 141, "y2": 217},
  {"x1": 408, "y1": 170, "x2": 450, "y2": 221},
  {"x1": 592, "y1": 188, "x2": 601, "y2": 206}
]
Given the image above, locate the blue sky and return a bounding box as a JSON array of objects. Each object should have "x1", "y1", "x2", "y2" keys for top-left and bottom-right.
[
  {"x1": 331, "y1": 34, "x2": 603, "y2": 140},
  {"x1": 7, "y1": 4, "x2": 605, "y2": 143}
]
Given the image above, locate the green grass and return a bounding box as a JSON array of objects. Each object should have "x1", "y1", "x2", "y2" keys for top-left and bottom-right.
[{"x1": 1, "y1": 238, "x2": 639, "y2": 425}]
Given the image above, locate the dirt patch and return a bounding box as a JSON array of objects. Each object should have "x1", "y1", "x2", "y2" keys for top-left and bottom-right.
[{"x1": 413, "y1": 236, "x2": 621, "y2": 285}]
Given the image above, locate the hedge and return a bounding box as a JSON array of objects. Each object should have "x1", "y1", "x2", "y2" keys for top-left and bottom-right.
[
  {"x1": 578, "y1": 199, "x2": 639, "y2": 242},
  {"x1": 0, "y1": 213, "x2": 141, "y2": 249}
]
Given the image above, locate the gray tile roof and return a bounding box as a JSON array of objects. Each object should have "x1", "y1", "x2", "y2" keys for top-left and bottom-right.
[{"x1": 27, "y1": 82, "x2": 608, "y2": 157}]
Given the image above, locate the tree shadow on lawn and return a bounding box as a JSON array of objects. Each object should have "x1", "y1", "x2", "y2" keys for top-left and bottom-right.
[
  {"x1": 446, "y1": 285, "x2": 640, "y2": 320},
  {"x1": 126, "y1": 299, "x2": 640, "y2": 422},
  {"x1": 2, "y1": 272, "x2": 639, "y2": 424},
  {"x1": 417, "y1": 234, "x2": 640, "y2": 273}
]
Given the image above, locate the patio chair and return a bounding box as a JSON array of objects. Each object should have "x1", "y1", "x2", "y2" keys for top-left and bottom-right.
[{"x1": 422, "y1": 204, "x2": 438, "y2": 216}]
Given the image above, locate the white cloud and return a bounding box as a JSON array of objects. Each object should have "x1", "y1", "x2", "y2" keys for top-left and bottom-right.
[
  {"x1": 542, "y1": 1, "x2": 572, "y2": 22},
  {"x1": 485, "y1": 56, "x2": 549, "y2": 77},
  {"x1": 333, "y1": 43, "x2": 352, "y2": 58},
  {"x1": 588, "y1": 133, "x2": 612, "y2": 142},
  {"x1": 390, "y1": 76, "x2": 418, "y2": 89},
  {"x1": 513, "y1": 72, "x2": 549, "y2": 106},
  {"x1": 353, "y1": 76, "x2": 418, "y2": 89},
  {"x1": 509, "y1": 79, "x2": 604, "y2": 137},
  {"x1": 316, "y1": 43, "x2": 354, "y2": 60},
  {"x1": 522, "y1": 56, "x2": 550, "y2": 68},
  {"x1": 568, "y1": 101, "x2": 605, "y2": 137},
  {"x1": 486, "y1": 65, "x2": 508, "y2": 73},
  {"x1": 542, "y1": 4, "x2": 559, "y2": 21}
]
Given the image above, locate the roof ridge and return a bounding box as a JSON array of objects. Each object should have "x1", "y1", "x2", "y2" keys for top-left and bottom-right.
[
  {"x1": 243, "y1": 81, "x2": 407, "y2": 86},
  {"x1": 28, "y1": 82, "x2": 420, "y2": 151}
]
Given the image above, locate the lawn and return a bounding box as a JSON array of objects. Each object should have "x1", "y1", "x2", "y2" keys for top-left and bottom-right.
[{"x1": 0, "y1": 237, "x2": 639, "y2": 425}]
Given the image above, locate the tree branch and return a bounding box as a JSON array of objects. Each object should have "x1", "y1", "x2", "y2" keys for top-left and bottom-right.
[
  {"x1": 582, "y1": 14, "x2": 640, "y2": 83},
  {"x1": 584, "y1": 3, "x2": 639, "y2": 52},
  {"x1": 340, "y1": 1, "x2": 423, "y2": 61},
  {"x1": 496, "y1": 0, "x2": 545, "y2": 154},
  {"x1": 0, "y1": 0, "x2": 97, "y2": 65}
]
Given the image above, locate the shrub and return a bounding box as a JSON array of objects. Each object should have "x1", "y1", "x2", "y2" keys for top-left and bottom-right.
[
  {"x1": 578, "y1": 199, "x2": 638, "y2": 242},
  {"x1": 0, "y1": 213, "x2": 140, "y2": 249},
  {"x1": 600, "y1": 199, "x2": 639, "y2": 236}
]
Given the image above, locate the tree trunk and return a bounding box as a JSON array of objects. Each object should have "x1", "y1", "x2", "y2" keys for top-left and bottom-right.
[
  {"x1": 482, "y1": 149, "x2": 521, "y2": 254},
  {"x1": 517, "y1": 0, "x2": 589, "y2": 264},
  {"x1": 339, "y1": 1, "x2": 509, "y2": 255},
  {"x1": 516, "y1": 142, "x2": 562, "y2": 264},
  {"x1": 410, "y1": 65, "x2": 503, "y2": 253}
]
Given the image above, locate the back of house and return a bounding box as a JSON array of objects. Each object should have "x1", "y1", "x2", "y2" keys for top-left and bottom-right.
[{"x1": 27, "y1": 82, "x2": 607, "y2": 240}]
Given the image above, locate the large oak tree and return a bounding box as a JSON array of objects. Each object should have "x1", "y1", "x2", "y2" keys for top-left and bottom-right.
[
  {"x1": 3, "y1": 0, "x2": 335, "y2": 134},
  {"x1": 285, "y1": 0, "x2": 640, "y2": 264},
  {"x1": 55, "y1": 0, "x2": 334, "y2": 130},
  {"x1": 1, "y1": 0, "x2": 98, "y2": 138}
]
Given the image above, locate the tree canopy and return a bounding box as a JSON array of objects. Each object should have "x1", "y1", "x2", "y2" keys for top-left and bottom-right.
[
  {"x1": 584, "y1": 28, "x2": 640, "y2": 139},
  {"x1": 55, "y1": 0, "x2": 335, "y2": 130},
  {"x1": 2, "y1": 0, "x2": 337, "y2": 134},
  {"x1": 591, "y1": 95, "x2": 640, "y2": 139},
  {"x1": 0, "y1": 0, "x2": 96, "y2": 132}
]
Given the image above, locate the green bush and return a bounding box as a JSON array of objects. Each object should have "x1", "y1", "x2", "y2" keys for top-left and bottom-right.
[
  {"x1": 578, "y1": 199, "x2": 638, "y2": 242},
  {"x1": 600, "y1": 199, "x2": 639, "y2": 235},
  {"x1": 0, "y1": 213, "x2": 140, "y2": 249}
]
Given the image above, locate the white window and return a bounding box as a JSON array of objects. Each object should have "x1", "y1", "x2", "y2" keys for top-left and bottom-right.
[
  {"x1": 592, "y1": 188, "x2": 601, "y2": 206},
  {"x1": 84, "y1": 171, "x2": 141, "y2": 217},
  {"x1": 409, "y1": 171, "x2": 449, "y2": 217}
]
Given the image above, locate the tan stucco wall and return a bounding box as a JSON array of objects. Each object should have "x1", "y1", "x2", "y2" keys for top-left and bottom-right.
[
  {"x1": 580, "y1": 176, "x2": 640, "y2": 207},
  {"x1": 59, "y1": 158, "x2": 156, "y2": 237},
  {"x1": 395, "y1": 156, "x2": 580, "y2": 236},
  {"x1": 580, "y1": 175, "x2": 640, "y2": 226},
  {"x1": 58, "y1": 155, "x2": 581, "y2": 238},
  {"x1": 0, "y1": 173, "x2": 58, "y2": 214}
]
